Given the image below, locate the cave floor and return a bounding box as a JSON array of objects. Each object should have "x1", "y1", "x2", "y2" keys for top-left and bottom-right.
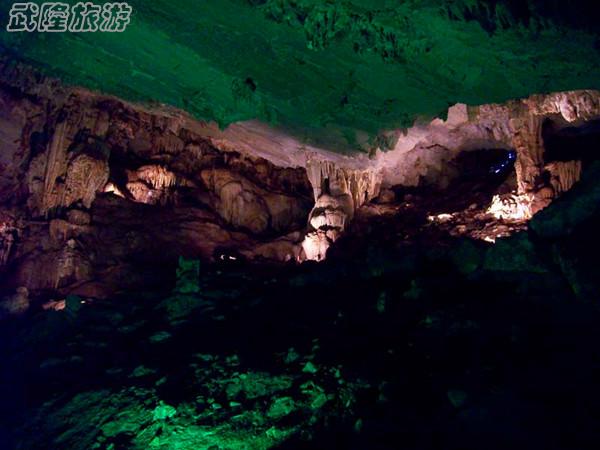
[
  {"x1": 2, "y1": 242, "x2": 600, "y2": 449},
  {"x1": 342, "y1": 173, "x2": 528, "y2": 258},
  {"x1": 3, "y1": 162, "x2": 600, "y2": 450}
]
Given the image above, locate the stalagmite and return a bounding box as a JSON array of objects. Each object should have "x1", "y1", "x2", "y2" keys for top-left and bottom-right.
[
  {"x1": 301, "y1": 230, "x2": 333, "y2": 262},
  {"x1": 302, "y1": 160, "x2": 382, "y2": 261}
]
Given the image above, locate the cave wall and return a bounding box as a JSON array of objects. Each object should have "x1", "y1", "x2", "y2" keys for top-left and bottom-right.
[
  {"x1": 378, "y1": 90, "x2": 600, "y2": 217},
  {"x1": 0, "y1": 69, "x2": 319, "y2": 298},
  {"x1": 2, "y1": 63, "x2": 600, "y2": 297}
]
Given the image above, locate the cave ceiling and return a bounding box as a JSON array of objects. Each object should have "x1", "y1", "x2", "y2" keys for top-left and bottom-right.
[{"x1": 1, "y1": 0, "x2": 600, "y2": 151}]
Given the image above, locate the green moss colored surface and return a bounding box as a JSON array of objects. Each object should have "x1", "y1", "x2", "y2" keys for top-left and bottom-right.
[{"x1": 1, "y1": 0, "x2": 600, "y2": 148}]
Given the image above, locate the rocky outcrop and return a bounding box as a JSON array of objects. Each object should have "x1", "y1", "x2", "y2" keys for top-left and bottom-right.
[
  {"x1": 377, "y1": 90, "x2": 600, "y2": 219},
  {"x1": 200, "y1": 168, "x2": 310, "y2": 235},
  {"x1": 546, "y1": 161, "x2": 583, "y2": 196},
  {"x1": 0, "y1": 68, "x2": 317, "y2": 297},
  {"x1": 1, "y1": 63, "x2": 600, "y2": 296}
]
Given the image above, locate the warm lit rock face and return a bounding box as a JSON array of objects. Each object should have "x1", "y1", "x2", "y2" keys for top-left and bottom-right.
[
  {"x1": 377, "y1": 90, "x2": 600, "y2": 219},
  {"x1": 1, "y1": 63, "x2": 599, "y2": 295},
  {"x1": 0, "y1": 68, "x2": 319, "y2": 297}
]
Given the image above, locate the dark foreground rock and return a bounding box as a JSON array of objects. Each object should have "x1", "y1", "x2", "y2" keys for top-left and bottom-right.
[{"x1": 2, "y1": 160, "x2": 600, "y2": 449}]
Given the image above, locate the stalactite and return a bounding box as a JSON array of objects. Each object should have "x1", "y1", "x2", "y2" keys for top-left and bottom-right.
[
  {"x1": 41, "y1": 121, "x2": 70, "y2": 216},
  {"x1": 305, "y1": 159, "x2": 382, "y2": 211},
  {"x1": 136, "y1": 165, "x2": 179, "y2": 190},
  {"x1": 545, "y1": 160, "x2": 582, "y2": 195}
]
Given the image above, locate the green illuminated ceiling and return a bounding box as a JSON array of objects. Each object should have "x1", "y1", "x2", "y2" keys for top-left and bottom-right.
[{"x1": 2, "y1": 0, "x2": 600, "y2": 149}]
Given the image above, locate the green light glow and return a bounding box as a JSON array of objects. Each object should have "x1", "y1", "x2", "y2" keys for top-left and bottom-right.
[{"x1": 2, "y1": 0, "x2": 599, "y2": 149}]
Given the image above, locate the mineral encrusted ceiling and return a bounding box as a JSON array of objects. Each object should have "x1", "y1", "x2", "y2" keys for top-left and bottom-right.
[{"x1": 2, "y1": 0, "x2": 600, "y2": 150}]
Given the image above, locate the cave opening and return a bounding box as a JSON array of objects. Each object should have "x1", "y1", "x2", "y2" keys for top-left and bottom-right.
[
  {"x1": 543, "y1": 118, "x2": 600, "y2": 168},
  {"x1": 435, "y1": 147, "x2": 517, "y2": 212}
]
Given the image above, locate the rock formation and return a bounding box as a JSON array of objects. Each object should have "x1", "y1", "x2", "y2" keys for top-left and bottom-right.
[
  {"x1": 546, "y1": 161, "x2": 583, "y2": 196},
  {"x1": 377, "y1": 90, "x2": 600, "y2": 219},
  {"x1": 302, "y1": 159, "x2": 382, "y2": 261},
  {"x1": 1, "y1": 63, "x2": 600, "y2": 297},
  {"x1": 0, "y1": 65, "x2": 316, "y2": 297}
]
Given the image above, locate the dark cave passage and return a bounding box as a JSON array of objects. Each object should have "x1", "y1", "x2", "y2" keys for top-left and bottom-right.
[
  {"x1": 452, "y1": 147, "x2": 516, "y2": 184},
  {"x1": 543, "y1": 119, "x2": 600, "y2": 167},
  {"x1": 433, "y1": 148, "x2": 517, "y2": 213}
]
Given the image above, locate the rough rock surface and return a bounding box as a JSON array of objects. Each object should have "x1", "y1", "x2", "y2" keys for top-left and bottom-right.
[
  {"x1": 2, "y1": 0, "x2": 600, "y2": 146},
  {"x1": 377, "y1": 90, "x2": 600, "y2": 219},
  {"x1": 0, "y1": 69, "x2": 317, "y2": 297},
  {"x1": 1, "y1": 65, "x2": 599, "y2": 295}
]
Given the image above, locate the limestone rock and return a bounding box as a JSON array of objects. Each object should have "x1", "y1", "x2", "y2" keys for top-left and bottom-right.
[
  {"x1": 487, "y1": 193, "x2": 534, "y2": 221},
  {"x1": 67, "y1": 209, "x2": 92, "y2": 226},
  {"x1": 246, "y1": 232, "x2": 303, "y2": 263},
  {"x1": 63, "y1": 154, "x2": 110, "y2": 209},
  {"x1": 306, "y1": 159, "x2": 381, "y2": 210},
  {"x1": 525, "y1": 91, "x2": 600, "y2": 123},
  {"x1": 1, "y1": 68, "x2": 600, "y2": 294},
  {"x1": 545, "y1": 161, "x2": 582, "y2": 195},
  {"x1": 201, "y1": 168, "x2": 308, "y2": 235},
  {"x1": 309, "y1": 194, "x2": 352, "y2": 231},
  {"x1": 301, "y1": 230, "x2": 332, "y2": 262}
]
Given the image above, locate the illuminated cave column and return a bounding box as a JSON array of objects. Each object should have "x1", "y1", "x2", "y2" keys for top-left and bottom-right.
[
  {"x1": 510, "y1": 114, "x2": 545, "y2": 196},
  {"x1": 508, "y1": 111, "x2": 583, "y2": 218},
  {"x1": 505, "y1": 114, "x2": 550, "y2": 218},
  {"x1": 301, "y1": 159, "x2": 382, "y2": 261}
]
